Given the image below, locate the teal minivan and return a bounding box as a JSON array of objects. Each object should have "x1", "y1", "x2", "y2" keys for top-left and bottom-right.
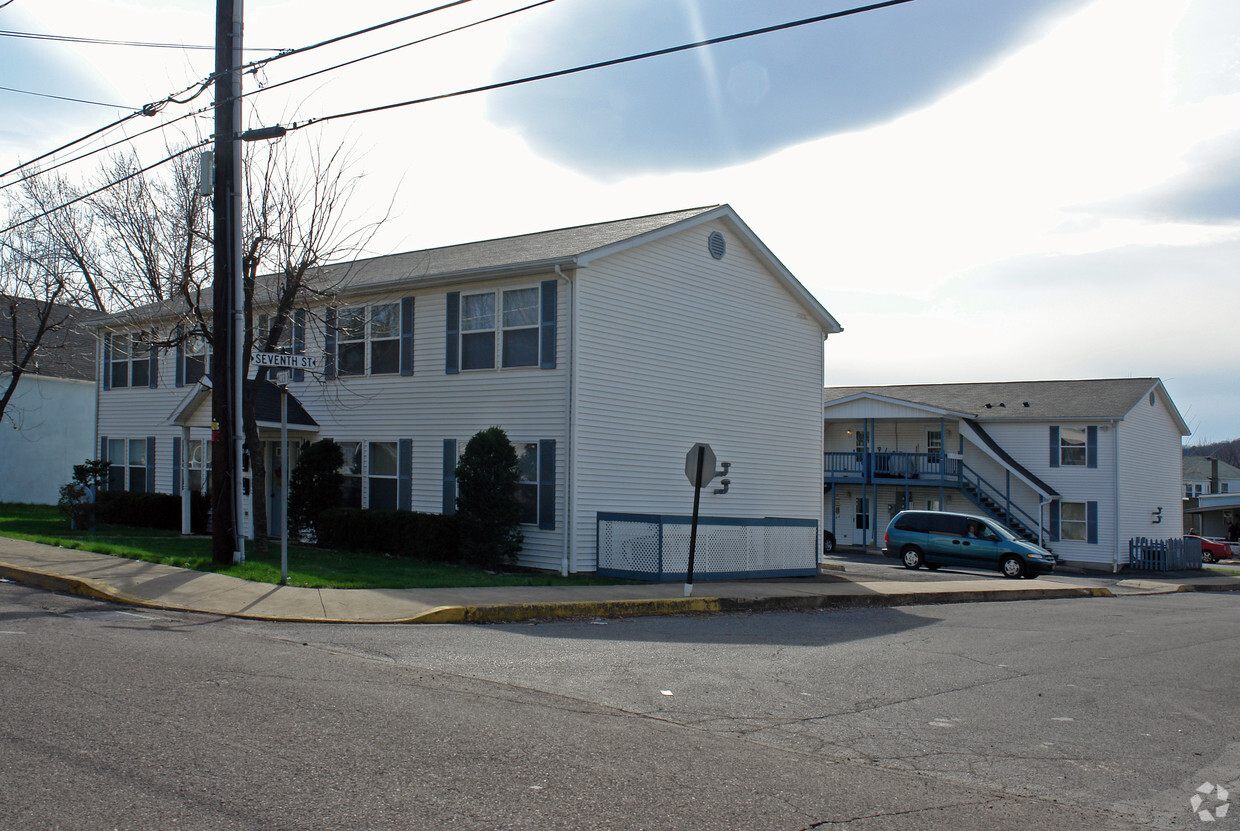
[{"x1": 882, "y1": 510, "x2": 1056, "y2": 578}]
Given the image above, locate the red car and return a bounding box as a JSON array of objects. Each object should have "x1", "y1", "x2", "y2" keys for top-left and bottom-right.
[{"x1": 1188, "y1": 535, "x2": 1232, "y2": 564}]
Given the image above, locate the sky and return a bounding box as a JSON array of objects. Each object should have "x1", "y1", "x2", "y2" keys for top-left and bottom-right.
[{"x1": 2, "y1": 0, "x2": 1237, "y2": 442}]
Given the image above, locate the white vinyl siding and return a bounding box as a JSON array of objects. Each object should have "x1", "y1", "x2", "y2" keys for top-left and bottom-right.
[
  {"x1": 570, "y1": 221, "x2": 825, "y2": 572},
  {"x1": 1117, "y1": 386, "x2": 1185, "y2": 543}
]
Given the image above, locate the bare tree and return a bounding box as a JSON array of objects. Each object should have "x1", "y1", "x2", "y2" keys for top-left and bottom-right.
[
  {"x1": 0, "y1": 213, "x2": 99, "y2": 430},
  {"x1": 238, "y1": 135, "x2": 390, "y2": 553}
]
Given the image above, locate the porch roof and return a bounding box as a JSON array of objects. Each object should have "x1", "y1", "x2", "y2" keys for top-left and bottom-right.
[{"x1": 165, "y1": 377, "x2": 318, "y2": 430}]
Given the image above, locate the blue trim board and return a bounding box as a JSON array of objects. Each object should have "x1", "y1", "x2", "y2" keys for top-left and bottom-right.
[
  {"x1": 598, "y1": 567, "x2": 817, "y2": 582},
  {"x1": 596, "y1": 511, "x2": 817, "y2": 528}
]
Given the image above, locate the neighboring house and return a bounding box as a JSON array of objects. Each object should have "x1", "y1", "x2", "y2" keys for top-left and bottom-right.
[
  {"x1": 1182, "y1": 456, "x2": 1240, "y2": 539},
  {"x1": 1182, "y1": 456, "x2": 1240, "y2": 499},
  {"x1": 94, "y1": 205, "x2": 842, "y2": 577},
  {"x1": 0, "y1": 294, "x2": 104, "y2": 504},
  {"x1": 822, "y1": 379, "x2": 1189, "y2": 571}
]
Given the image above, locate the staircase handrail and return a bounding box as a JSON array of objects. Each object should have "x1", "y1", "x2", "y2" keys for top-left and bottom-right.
[{"x1": 957, "y1": 462, "x2": 1041, "y2": 534}]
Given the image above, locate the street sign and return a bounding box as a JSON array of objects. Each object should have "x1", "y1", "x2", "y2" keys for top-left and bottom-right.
[
  {"x1": 685, "y1": 443, "x2": 717, "y2": 488},
  {"x1": 252, "y1": 352, "x2": 322, "y2": 371}
]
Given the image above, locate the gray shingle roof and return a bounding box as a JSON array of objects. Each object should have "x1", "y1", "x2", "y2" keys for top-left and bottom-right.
[
  {"x1": 103, "y1": 206, "x2": 721, "y2": 323},
  {"x1": 1, "y1": 294, "x2": 106, "y2": 382},
  {"x1": 823, "y1": 378, "x2": 1172, "y2": 424},
  {"x1": 1183, "y1": 456, "x2": 1240, "y2": 480}
]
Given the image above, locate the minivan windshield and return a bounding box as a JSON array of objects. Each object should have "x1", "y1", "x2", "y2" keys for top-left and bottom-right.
[{"x1": 986, "y1": 521, "x2": 1018, "y2": 541}]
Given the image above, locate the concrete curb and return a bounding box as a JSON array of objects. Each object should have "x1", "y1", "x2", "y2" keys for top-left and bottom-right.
[
  {"x1": 0, "y1": 562, "x2": 1155, "y2": 625},
  {"x1": 420, "y1": 586, "x2": 1115, "y2": 624}
]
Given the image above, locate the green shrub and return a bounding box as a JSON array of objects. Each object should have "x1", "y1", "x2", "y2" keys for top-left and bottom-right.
[
  {"x1": 95, "y1": 489, "x2": 209, "y2": 533},
  {"x1": 288, "y1": 439, "x2": 344, "y2": 540},
  {"x1": 58, "y1": 459, "x2": 111, "y2": 530},
  {"x1": 317, "y1": 507, "x2": 459, "y2": 562},
  {"x1": 455, "y1": 427, "x2": 523, "y2": 568}
]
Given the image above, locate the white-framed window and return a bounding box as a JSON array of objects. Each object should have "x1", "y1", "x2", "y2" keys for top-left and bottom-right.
[
  {"x1": 336, "y1": 307, "x2": 366, "y2": 377},
  {"x1": 257, "y1": 313, "x2": 291, "y2": 353},
  {"x1": 513, "y1": 441, "x2": 539, "y2": 524},
  {"x1": 1058, "y1": 427, "x2": 1087, "y2": 466},
  {"x1": 336, "y1": 304, "x2": 399, "y2": 376},
  {"x1": 460, "y1": 292, "x2": 496, "y2": 370},
  {"x1": 108, "y1": 331, "x2": 151, "y2": 388},
  {"x1": 368, "y1": 441, "x2": 399, "y2": 511},
  {"x1": 107, "y1": 438, "x2": 148, "y2": 492},
  {"x1": 459, "y1": 287, "x2": 542, "y2": 370},
  {"x1": 338, "y1": 440, "x2": 362, "y2": 508},
  {"x1": 501, "y1": 287, "x2": 539, "y2": 368},
  {"x1": 184, "y1": 331, "x2": 208, "y2": 385},
  {"x1": 1224, "y1": 483, "x2": 1231, "y2": 494},
  {"x1": 926, "y1": 430, "x2": 942, "y2": 462},
  {"x1": 1060, "y1": 501, "x2": 1087, "y2": 541}
]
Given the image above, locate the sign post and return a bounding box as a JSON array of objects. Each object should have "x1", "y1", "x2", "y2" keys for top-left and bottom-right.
[{"x1": 684, "y1": 442, "x2": 717, "y2": 597}]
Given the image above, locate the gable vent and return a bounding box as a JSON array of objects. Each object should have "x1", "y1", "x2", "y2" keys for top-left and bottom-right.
[{"x1": 707, "y1": 231, "x2": 726, "y2": 260}]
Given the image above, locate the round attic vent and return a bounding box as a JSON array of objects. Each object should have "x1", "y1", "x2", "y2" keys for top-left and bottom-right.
[{"x1": 707, "y1": 231, "x2": 726, "y2": 260}]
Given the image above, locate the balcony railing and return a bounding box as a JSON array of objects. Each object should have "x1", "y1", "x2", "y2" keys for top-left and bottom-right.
[{"x1": 824, "y1": 451, "x2": 958, "y2": 482}]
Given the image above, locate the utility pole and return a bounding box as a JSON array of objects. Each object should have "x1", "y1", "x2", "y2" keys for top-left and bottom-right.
[{"x1": 211, "y1": 0, "x2": 244, "y2": 565}]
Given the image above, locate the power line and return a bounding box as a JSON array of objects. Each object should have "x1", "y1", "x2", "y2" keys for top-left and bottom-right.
[
  {"x1": 0, "y1": 83, "x2": 134, "y2": 110},
  {"x1": 0, "y1": 140, "x2": 211, "y2": 236},
  {"x1": 0, "y1": 1, "x2": 489, "y2": 182},
  {"x1": 0, "y1": 28, "x2": 283, "y2": 51},
  {"x1": 245, "y1": 0, "x2": 556, "y2": 102},
  {"x1": 292, "y1": 0, "x2": 917, "y2": 132}
]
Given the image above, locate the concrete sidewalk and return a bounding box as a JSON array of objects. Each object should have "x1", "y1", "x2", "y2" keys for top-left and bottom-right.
[{"x1": 0, "y1": 536, "x2": 1236, "y2": 624}]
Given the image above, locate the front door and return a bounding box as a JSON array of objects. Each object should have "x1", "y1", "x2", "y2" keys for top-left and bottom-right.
[{"x1": 855, "y1": 497, "x2": 870, "y2": 547}]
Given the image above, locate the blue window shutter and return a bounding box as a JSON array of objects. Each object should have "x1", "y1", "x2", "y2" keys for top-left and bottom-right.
[
  {"x1": 1086, "y1": 426, "x2": 1098, "y2": 469},
  {"x1": 292, "y1": 310, "x2": 306, "y2": 382},
  {"x1": 172, "y1": 437, "x2": 182, "y2": 496},
  {"x1": 400, "y1": 297, "x2": 415, "y2": 376},
  {"x1": 1049, "y1": 426, "x2": 1059, "y2": 468},
  {"x1": 100, "y1": 435, "x2": 108, "y2": 461},
  {"x1": 148, "y1": 332, "x2": 159, "y2": 389},
  {"x1": 442, "y1": 439, "x2": 457, "y2": 515},
  {"x1": 102, "y1": 334, "x2": 112, "y2": 391},
  {"x1": 324, "y1": 307, "x2": 337, "y2": 380},
  {"x1": 540, "y1": 280, "x2": 557, "y2": 370},
  {"x1": 146, "y1": 437, "x2": 156, "y2": 494},
  {"x1": 398, "y1": 438, "x2": 412, "y2": 511},
  {"x1": 1087, "y1": 501, "x2": 1098, "y2": 544},
  {"x1": 1048, "y1": 501, "x2": 1060, "y2": 542},
  {"x1": 175, "y1": 324, "x2": 185, "y2": 387},
  {"x1": 538, "y1": 439, "x2": 556, "y2": 530},
  {"x1": 445, "y1": 292, "x2": 460, "y2": 374}
]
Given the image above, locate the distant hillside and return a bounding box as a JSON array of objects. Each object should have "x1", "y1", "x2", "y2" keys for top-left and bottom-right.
[{"x1": 1184, "y1": 439, "x2": 1240, "y2": 467}]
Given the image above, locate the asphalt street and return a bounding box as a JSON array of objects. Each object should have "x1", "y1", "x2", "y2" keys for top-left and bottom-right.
[{"x1": 1, "y1": 578, "x2": 1235, "y2": 829}]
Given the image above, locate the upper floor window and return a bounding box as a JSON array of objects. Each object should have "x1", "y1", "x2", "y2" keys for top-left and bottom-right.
[
  {"x1": 926, "y1": 430, "x2": 942, "y2": 461},
  {"x1": 1050, "y1": 426, "x2": 1097, "y2": 469},
  {"x1": 184, "y1": 331, "x2": 208, "y2": 385},
  {"x1": 107, "y1": 331, "x2": 151, "y2": 389},
  {"x1": 1058, "y1": 427, "x2": 1087, "y2": 466},
  {"x1": 447, "y1": 282, "x2": 556, "y2": 374},
  {"x1": 332, "y1": 302, "x2": 404, "y2": 377}
]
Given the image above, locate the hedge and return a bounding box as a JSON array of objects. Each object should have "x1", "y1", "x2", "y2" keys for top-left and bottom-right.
[
  {"x1": 97, "y1": 490, "x2": 210, "y2": 534},
  {"x1": 316, "y1": 508, "x2": 460, "y2": 563}
]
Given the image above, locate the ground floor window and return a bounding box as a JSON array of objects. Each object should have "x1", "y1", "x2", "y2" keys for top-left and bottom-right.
[
  {"x1": 337, "y1": 441, "x2": 362, "y2": 508},
  {"x1": 1060, "y1": 501, "x2": 1087, "y2": 541},
  {"x1": 368, "y1": 441, "x2": 398, "y2": 511},
  {"x1": 107, "y1": 438, "x2": 149, "y2": 492},
  {"x1": 513, "y1": 442, "x2": 539, "y2": 524}
]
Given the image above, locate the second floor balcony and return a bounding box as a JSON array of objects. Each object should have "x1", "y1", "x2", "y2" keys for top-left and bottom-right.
[{"x1": 824, "y1": 451, "x2": 961, "y2": 485}]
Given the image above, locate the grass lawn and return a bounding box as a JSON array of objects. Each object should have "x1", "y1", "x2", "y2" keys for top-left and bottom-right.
[{"x1": 0, "y1": 503, "x2": 628, "y2": 590}]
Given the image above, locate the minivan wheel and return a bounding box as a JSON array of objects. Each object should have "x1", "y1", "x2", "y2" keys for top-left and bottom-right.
[
  {"x1": 901, "y1": 546, "x2": 924, "y2": 569},
  {"x1": 1000, "y1": 555, "x2": 1026, "y2": 579}
]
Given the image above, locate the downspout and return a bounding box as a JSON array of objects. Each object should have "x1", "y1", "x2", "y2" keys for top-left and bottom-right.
[
  {"x1": 1113, "y1": 419, "x2": 1121, "y2": 573},
  {"x1": 555, "y1": 264, "x2": 574, "y2": 576}
]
